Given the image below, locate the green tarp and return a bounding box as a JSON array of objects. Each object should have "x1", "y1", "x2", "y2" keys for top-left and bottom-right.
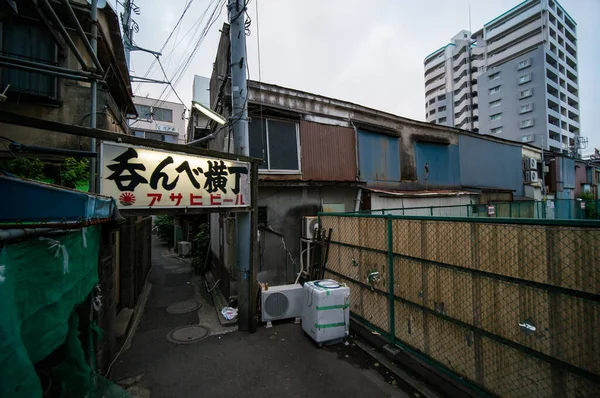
[{"x1": 0, "y1": 226, "x2": 101, "y2": 397}]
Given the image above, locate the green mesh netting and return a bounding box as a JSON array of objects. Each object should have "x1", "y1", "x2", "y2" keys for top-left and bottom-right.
[{"x1": 0, "y1": 226, "x2": 129, "y2": 397}]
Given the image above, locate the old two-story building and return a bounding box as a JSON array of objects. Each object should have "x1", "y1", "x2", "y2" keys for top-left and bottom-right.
[
  {"x1": 0, "y1": 0, "x2": 146, "y2": 373},
  {"x1": 187, "y1": 23, "x2": 547, "y2": 294}
]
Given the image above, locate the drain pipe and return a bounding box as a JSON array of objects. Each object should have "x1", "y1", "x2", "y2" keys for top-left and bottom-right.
[
  {"x1": 354, "y1": 188, "x2": 362, "y2": 212},
  {"x1": 350, "y1": 120, "x2": 360, "y2": 181}
]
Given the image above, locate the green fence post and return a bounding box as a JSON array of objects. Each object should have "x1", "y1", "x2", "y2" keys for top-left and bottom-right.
[
  {"x1": 430, "y1": 207, "x2": 433, "y2": 216},
  {"x1": 387, "y1": 215, "x2": 395, "y2": 346}
]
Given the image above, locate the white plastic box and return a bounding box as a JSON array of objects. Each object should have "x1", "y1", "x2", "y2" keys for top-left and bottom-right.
[{"x1": 302, "y1": 279, "x2": 350, "y2": 345}]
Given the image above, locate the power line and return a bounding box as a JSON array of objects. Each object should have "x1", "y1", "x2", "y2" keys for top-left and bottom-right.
[{"x1": 133, "y1": 0, "x2": 196, "y2": 94}]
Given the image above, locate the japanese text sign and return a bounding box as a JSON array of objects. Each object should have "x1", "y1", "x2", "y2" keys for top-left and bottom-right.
[{"x1": 100, "y1": 142, "x2": 251, "y2": 209}]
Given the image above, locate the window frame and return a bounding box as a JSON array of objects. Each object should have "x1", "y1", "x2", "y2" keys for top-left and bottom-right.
[
  {"x1": 135, "y1": 104, "x2": 152, "y2": 121},
  {"x1": 519, "y1": 88, "x2": 533, "y2": 99},
  {"x1": 254, "y1": 117, "x2": 302, "y2": 174},
  {"x1": 489, "y1": 99, "x2": 501, "y2": 108},
  {"x1": 489, "y1": 85, "x2": 501, "y2": 95},
  {"x1": 518, "y1": 73, "x2": 532, "y2": 85},
  {"x1": 520, "y1": 118, "x2": 534, "y2": 129},
  {"x1": 490, "y1": 127, "x2": 503, "y2": 134},
  {"x1": 152, "y1": 106, "x2": 174, "y2": 123},
  {"x1": 518, "y1": 58, "x2": 532, "y2": 70},
  {"x1": 490, "y1": 113, "x2": 502, "y2": 121},
  {"x1": 1, "y1": 19, "x2": 59, "y2": 100},
  {"x1": 520, "y1": 103, "x2": 534, "y2": 114},
  {"x1": 488, "y1": 71, "x2": 500, "y2": 81}
]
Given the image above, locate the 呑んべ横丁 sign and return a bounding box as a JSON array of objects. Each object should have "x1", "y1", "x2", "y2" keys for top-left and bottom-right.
[{"x1": 100, "y1": 142, "x2": 251, "y2": 209}]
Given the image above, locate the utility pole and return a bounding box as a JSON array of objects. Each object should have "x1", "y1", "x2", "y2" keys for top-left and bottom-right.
[
  {"x1": 122, "y1": 0, "x2": 133, "y2": 70},
  {"x1": 228, "y1": 0, "x2": 251, "y2": 331},
  {"x1": 89, "y1": 0, "x2": 98, "y2": 192}
]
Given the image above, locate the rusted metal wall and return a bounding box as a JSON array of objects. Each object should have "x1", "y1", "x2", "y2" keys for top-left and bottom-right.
[{"x1": 300, "y1": 121, "x2": 357, "y2": 181}]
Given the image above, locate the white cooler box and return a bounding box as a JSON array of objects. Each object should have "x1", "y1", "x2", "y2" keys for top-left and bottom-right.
[{"x1": 302, "y1": 279, "x2": 350, "y2": 344}]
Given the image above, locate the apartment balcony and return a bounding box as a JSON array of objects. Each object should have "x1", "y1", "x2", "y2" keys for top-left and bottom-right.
[
  {"x1": 425, "y1": 53, "x2": 446, "y2": 69},
  {"x1": 485, "y1": 2, "x2": 543, "y2": 40},
  {"x1": 488, "y1": 34, "x2": 543, "y2": 68},
  {"x1": 487, "y1": 18, "x2": 543, "y2": 54},
  {"x1": 425, "y1": 65, "x2": 445, "y2": 83}
]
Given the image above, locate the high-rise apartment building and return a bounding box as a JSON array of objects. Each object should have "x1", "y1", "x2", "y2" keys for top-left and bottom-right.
[{"x1": 424, "y1": 0, "x2": 580, "y2": 154}]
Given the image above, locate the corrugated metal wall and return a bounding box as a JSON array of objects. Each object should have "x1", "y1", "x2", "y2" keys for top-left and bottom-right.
[
  {"x1": 415, "y1": 142, "x2": 460, "y2": 187},
  {"x1": 300, "y1": 121, "x2": 357, "y2": 181},
  {"x1": 357, "y1": 129, "x2": 400, "y2": 184}
]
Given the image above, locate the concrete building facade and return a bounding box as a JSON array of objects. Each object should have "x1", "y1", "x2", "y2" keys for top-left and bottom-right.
[
  {"x1": 424, "y1": 0, "x2": 580, "y2": 155},
  {"x1": 130, "y1": 97, "x2": 186, "y2": 144}
]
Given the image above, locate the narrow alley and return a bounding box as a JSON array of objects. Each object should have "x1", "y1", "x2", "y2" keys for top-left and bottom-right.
[{"x1": 110, "y1": 237, "x2": 421, "y2": 398}]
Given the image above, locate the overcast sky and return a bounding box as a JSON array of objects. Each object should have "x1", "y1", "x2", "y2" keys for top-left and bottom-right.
[{"x1": 126, "y1": 0, "x2": 600, "y2": 151}]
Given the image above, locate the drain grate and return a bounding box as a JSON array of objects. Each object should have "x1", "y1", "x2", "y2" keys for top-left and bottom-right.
[
  {"x1": 167, "y1": 325, "x2": 210, "y2": 344},
  {"x1": 166, "y1": 300, "x2": 202, "y2": 314}
]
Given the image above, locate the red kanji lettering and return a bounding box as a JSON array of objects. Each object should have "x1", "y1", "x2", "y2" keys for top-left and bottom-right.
[
  {"x1": 169, "y1": 192, "x2": 183, "y2": 206},
  {"x1": 210, "y1": 193, "x2": 222, "y2": 205},
  {"x1": 235, "y1": 194, "x2": 246, "y2": 205},
  {"x1": 190, "y1": 193, "x2": 203, "y2": 206},
  {"x1": 147, "y1": 193, "x2": 162, "y2": 206}
]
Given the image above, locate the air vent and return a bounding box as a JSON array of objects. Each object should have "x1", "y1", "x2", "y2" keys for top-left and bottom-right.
[{"x1": 264, "y1": 292, "x2": 289, "y2": 318}]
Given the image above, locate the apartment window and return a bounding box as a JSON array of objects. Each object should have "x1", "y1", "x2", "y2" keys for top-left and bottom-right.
[
  {"x1": 490, "y1": 113, "x2": 502, "y2": 121},
  {"x1": 430, "y1": 109, "x2": 436, "y2": 116},
  {"x1": 437, "y1": 94, "x2": 446, "y2": 101},
  {"x1": 438, "y1": 106, "x2": 446, "y2": 112},
  {"x1": 490, "y1": 127, "x2": 503, "y2": 134},
  {"x1": 519, "y1": 88, "x2": 533, "y2": 99},
  {"x1": 488, "y1": 72, "x2": 500, "y2": 81},
  {"x1": 135, "y1": 105, "x2": 152, "y2": 120},
  {"x1": 438, "y1": 117, "x2": 447, "y2": 123},
  {"x1": 489, "y1": 99, "x2": 501, "y2": 108},
  {"x1": 249, "y1": 118, "x2": 300, "y2": 172},
  {"x1": 1, "y1": 20, "x2": 57, "y2": 99},
  {"x1": 133, "y1": 131, "x2": 145, "y2": 138},
  {"x1": 153, "y1": 107, "x2": 173, "y2": 122},
  {"x1": 520, "y1": 103, "x2": 534, "y2": 114},
  {"x1": 489, "y1": 86, "x2": 501, "y2": 95},
  {"x1": 518, "y1": 73, "x2": 532, "y2": 85},
  {"x1": 518, "y1": 58, "x2": 532, "y2": 70},
  {"x1": 521, "y1": 134, "x2": 535, "y2": 143},
  {"x1": 520, "y1": 119, "x2": 534, "y2": 129},
  {"x1": 429, "y1": 98, "x2": 435, "y2": 105}
]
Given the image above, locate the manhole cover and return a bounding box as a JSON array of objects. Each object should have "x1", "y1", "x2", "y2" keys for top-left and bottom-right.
[
  {"x1": 166, "y1": 300, "x2": 202, "y2": 314},
  {"x1": 167, "y1": 325, "x2": 210, "y2": 344}
]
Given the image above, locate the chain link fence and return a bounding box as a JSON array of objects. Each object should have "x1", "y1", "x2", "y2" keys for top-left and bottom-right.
[
  {"x1": 352, "y1": 200, "x2": 600, "y2": 220},
  {"x1": 321, "y1": 213, "x2": 600, "y2": 397}
]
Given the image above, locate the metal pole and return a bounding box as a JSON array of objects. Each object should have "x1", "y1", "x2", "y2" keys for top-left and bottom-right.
[
  {"x1": 60, "y1": 0, "x2": 104, "y2": 74},
  {"x1": 229, "y1": 0, "x2": 251, "y2": 331},
  {"x1": 540, "y1": 134, "x2": 547, "y2": 219},
  {"x1": 89, "y1": 0, "x2": 98, "y2": 193}
]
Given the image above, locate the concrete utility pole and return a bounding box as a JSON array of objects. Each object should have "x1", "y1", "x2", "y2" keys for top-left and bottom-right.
[
  {"x1": 228, "y1": 0, "x2": 251, "y2": 331},
  {"x1": 89, "y1": 0, "x2": 98, "y2": 193},
  {"x1": 122, "y1": 0, "x2": 133, "y2": 70}
]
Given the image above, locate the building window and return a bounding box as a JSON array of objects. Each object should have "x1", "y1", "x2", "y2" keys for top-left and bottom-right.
[
  {"x1": 518, "y1": 73, "x2": 532, "y2": 85},
  {"x1": 1, "y1": 20, "x2": 57, "y2": 99},
  {"x1": 438, "y1": 94, "x2": 446, "y2": 101},
  {"x1": 488, "y1": 72, "x2": 500, "y2": 81},
  {"x1": 519, "y1": 88, "x2": 533, "y2": 99},
  {"x1": 490, "y1": 113, "x2": 502, "y2": 121},
  {"x1": 438, "y1": 117, "x2": 447, "y2": 123},
  {"x1": 135, "y1": 105, "x2": 152, "y2": 120},
  {"x1": 152, "y1": 107, "x2": 173, "y2": 122},
  {"x1": 521, "y1": 134, "x2": 535, "y2": 143},
  {"x1": 429, "y1": 98, "x2": 435, "y2": 105},
  {"x1": 438, "y1": 106, "x2": 446, "y2": 112},
  {"x1": 489, "y1": 85, "x2": 501, "y2": 95},
  {"x1": 520, "y1": 103, "x2": 534, "y2": 114},
  {"x1": 490, "y1": 127, "x2": 503, "y2": 134},
  {"x1": 133, "y1": 131, "x2": 145, "y2": 137},
  {"x1": 489, "y1": 99, "x2": 501, "y2": 108},
  {"x1": 520, "y1": 119, "x2": 534, "y2": 129},
  {"x1": 249, "y1": 118, "x2": 300, "y2": 172},
  {"x1": 430, "y1": 109, "x2": 436, "y2": 116},
  {"x1": 518, "y1": 58, "x2": 532, "y2": 70}
]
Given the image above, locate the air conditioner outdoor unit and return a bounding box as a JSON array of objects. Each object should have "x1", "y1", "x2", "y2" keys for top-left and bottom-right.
[
  {"x1": 524, "y1": 170, "x2": 539, "y2": 183},
  {"x1": 177, "y1": 241, "x2": 192, "y2": 256},
  {"x1": 302, "y1": 216, "x2": 319, "y2": 239},
  {"x1": 261, "y1": 283, "x2": 304, "y2": 322},
  {"x1": 523, "y1": 157, "x2": 537, "y2": 170}
]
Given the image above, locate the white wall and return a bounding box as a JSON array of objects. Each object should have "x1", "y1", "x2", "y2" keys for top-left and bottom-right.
[{"x1": 371, "y1": 194, "x2": 478, "y2": 217}]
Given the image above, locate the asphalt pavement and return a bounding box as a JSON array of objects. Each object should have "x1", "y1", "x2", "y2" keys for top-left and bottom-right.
[{"x1": 110, "y1": 237, "x2": 417, "y2": 398}]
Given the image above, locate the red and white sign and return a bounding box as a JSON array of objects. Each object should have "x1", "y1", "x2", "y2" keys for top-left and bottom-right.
[{"x1": 100, "y1": 142, "x2": 251, "y2": 209}]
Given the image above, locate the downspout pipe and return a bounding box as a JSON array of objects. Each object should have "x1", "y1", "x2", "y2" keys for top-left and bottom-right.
[
  {"x1": 350, "y1": 121, "x2": 362, "y2": 212},
  {"x1": 39, "y1": 0, "x2": 90, "y2": 71},
  {"x1": 60, "y1": 0, "x2": 104, "y2": 74}
]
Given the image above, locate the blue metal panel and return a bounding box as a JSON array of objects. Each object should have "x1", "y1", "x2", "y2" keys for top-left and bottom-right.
[
  {"x1": 0, "y1": 175, "x2": 114, "y2": 223},
  {"x1": 561, "y1": 157, "x2": 575, "y2": 189},
  {"x1": 458, "y1": 135, "x2": 523, "y2": 196},
  {"x1": 415, "y1": 143, "x2": 460, "y2": 187},
  {"x1": 358, "y1": 130, "x2": 400, "y2": 183}
]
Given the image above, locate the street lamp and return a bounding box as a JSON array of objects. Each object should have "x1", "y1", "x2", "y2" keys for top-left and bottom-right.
[{"x1": 192, "y1": 101, "x2": 226, "y2": 126}]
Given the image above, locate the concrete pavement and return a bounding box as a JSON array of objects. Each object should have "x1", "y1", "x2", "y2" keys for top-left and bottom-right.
[{"x1": 110, "y1": 238, "x2": 421, "y2": 397}]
